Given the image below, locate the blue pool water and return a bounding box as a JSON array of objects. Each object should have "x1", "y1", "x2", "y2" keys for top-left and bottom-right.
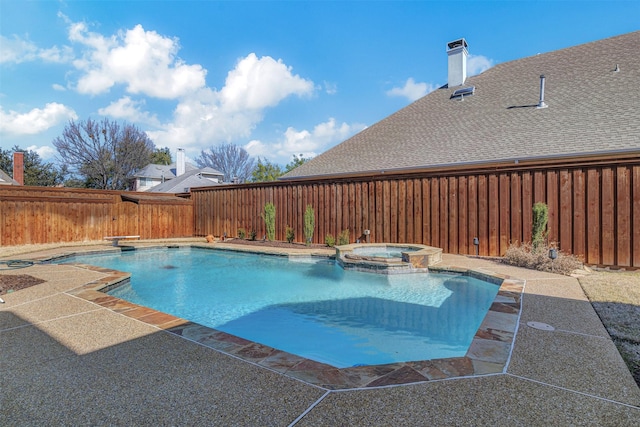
[
  {"x1": 62, "y1": 248, "x2": 499, "y2": 368},
  {"x1": 352, "y1": 245, "x2": 418, "y2": 258}
]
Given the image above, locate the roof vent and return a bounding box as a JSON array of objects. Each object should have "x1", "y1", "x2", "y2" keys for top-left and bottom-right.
[
  {"x1": 451, "y1": 86, "x2": 475, "y2": 100},
  {"x1": 536, "y1": 75, "x2": 548, "y2": 109}
]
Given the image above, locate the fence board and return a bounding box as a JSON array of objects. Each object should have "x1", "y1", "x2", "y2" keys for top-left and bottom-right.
[
  {"x1": 521, "y1": 172, "x2": 532, "y2": 244},
  {"x1": 601, "y1": 168, "x2": 615, "y2": 265},
  {"x1": 413, "y1": 180, "x2": 422, "y2": 244},
  {"x1": 634, "y1": 166, "x2": 640, "y2": 267},
  {"x1": 499, "y1": 174, "x2": 510, "y2": 256},
  {"x1": 558, "y1": 170, "x2": 573, "y2": 253},
  {"x1": 405, "y1": 179, "x2": 414, "y2": 243},
  {"x1": 478, "y1": 175, "x2": 488, "y2": 256},
  {"x1": 421, "y1": 179, "x2": 430, "y2": 246},
  {"x1": 458, "y1": 176, "x2": 468, "y2": 254},
  {"x1": 439, "y1": 177, "x2": 448, "y2": 251},
  {"x1": 546, "y1": 170, "x2": 559, "y2": 244},
  {"x1": 573, "y1": 169, "x2": 586, "y2": 259},
  {"x1": 448, "y1": 177, "x2": 458, "y2": 254},
  {"x1": 617, "y1": 166, "x2": 631, "y2": 266},
  {"x1": 586, "y1": 168, "x2": 601, "y2": 264},
  {"x1": 468, "y1": 175, "x2": 478, "y2": 255},
  {"x1": 430, "y1": 179, "x2": 440, "y2": 249},
  {"x1": 488, "y1": 174, "x2": 499, "y2": 256}
]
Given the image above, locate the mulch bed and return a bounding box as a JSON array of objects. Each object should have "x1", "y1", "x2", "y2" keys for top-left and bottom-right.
[{"x1": 0, "y1": 274, "x2": 45, "y2": 295}]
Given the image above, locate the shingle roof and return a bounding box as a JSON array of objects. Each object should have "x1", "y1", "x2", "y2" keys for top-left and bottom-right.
[
  {"x1": 133, "y1": 162, "x2": 201, "y2": 179},
  {"x1": 0, "y1": 169, "x2": 19, "y2": 185},
  {"x1": 283, "y1": 31, "x2": 640, "y2": 179},
  {"x1": 149, "y1": 169, "x2": 223, "y2": 193}
]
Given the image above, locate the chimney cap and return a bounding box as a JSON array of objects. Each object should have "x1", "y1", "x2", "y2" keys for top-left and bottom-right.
[{"x1": 447, "y1": 38, "x2": 468, "y2": 51}]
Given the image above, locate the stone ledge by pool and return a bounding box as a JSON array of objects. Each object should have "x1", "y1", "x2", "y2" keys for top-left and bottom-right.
[{"x1": 64, "y1": 245, "x2": 523, "y2": 390}]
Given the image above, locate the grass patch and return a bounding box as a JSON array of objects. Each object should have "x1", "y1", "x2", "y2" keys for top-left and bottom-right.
[{"x1": 579, "y1": 271, "x2": 640, "y2": 386}]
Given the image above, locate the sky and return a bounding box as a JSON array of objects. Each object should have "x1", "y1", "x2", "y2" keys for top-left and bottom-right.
[{"x1": 1, "y1": 1, "x2": 638, "y2": 168}]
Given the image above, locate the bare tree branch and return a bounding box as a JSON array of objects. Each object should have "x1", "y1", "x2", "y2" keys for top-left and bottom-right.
[
  {"x1": 195, "y1": 143, "x2": 255, "y2": 183},
  {"x1": 53, "y1": 118, "x2": 155, "y2": 190}
]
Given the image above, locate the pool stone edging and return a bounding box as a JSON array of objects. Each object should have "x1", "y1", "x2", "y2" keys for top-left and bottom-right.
[
  {"x1": 61, "y1": 245, "x2": 524, "y2": 390},
  {"x1": 335, "y1": 243, "x2": 443, "y2": 274}
]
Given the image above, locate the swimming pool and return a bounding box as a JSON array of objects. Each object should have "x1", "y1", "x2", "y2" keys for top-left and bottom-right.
[{"x1": 62, "y1": 247, "x2": 500, "y2": 368}]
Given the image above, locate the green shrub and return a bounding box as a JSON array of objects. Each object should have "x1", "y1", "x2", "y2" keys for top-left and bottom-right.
[
  {"x1": 337, "y1": 229, "x2": 350, "y2": 246},
  {"x1": 285, "y1": 225, "x2": 295, "y2": 243},
  {"x1": 532, "y1": 202, "x2": 549, "y2": 251},
  {"x1": 249, "y1": 229, "x2": 257, "y2": 241},
  {"x1": 262, "y1": 202, "x2": 276, "y2": 241},
  {"x1": 325, "y1": 234, "x2": 336, "y2": 247},
  {"x1": 303, "y1": 205, "x2": 315, "y2": 245},
  {"x1": 237, "y1": 228, "x2": 246, "y2": 239}
]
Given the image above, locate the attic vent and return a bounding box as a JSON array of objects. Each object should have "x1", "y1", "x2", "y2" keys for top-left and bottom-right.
[{"x1": 451, "y1": 86, "x2": 475, "y2": 99}]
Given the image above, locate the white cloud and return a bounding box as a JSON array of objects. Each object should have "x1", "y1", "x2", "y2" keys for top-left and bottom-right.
[
  {"x1": 323, "y1": 81, "x2": 338, "y2": 95},
  {"x1": 0, "y1": 103, "x2": 77, "y2": 135},
  {"x1": 98, "y1": 96, "x2": 159, "y2": 126},
  {"x1": 52, "y1": 83, "x2": 66, "y2": 91},
  {"x1": 467, "y1": 54, "x2": 494, "y2": 76},
  {"x1": 148, "y1": 54, "x2": 315, "y2": 153},
  {"x1": 220, "y1": 53, "x2": 313, "y2": 111},
  {"x1": 68, "y1": 22, "x2": 206, "y2": 98},
  {"x1": 386, "y1": 78, "x2": 436, "y2": 101},
  {"x1": 0, "y1": 35, "x2": 73, "y2": 64},
  {"x1": 244, "y1": 118, "x2": 365, "y2": 164},
  {"x1": 26, "y1": 145, "x2": 57, "y2": 160}
]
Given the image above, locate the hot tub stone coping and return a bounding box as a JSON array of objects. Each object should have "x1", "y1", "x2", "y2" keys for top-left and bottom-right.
[
  {"x1": 336, "y1": 243, "x2": 443, "y2": 273},
  {"x1": 60, "y1": 244, "x2": 522, "y2": 390}
]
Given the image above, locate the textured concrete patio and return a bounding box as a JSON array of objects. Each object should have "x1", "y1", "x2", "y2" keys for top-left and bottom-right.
[{"x1": 1, "y1": 242, "x2": 639, "y2": 425}]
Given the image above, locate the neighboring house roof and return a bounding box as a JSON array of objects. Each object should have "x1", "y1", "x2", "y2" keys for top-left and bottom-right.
[
  {"x1": 283, "y1": 31, "x2": 640, "y2": 179},
  {"x1": 149, "y1": 168, "x2": 223, "y2": 193},
  {"x1": 0, "y1": 169, "x2": 19, "y2": 185},
  {"x1": 133, "y1": 162, "x2": 200, "y2": 179}
]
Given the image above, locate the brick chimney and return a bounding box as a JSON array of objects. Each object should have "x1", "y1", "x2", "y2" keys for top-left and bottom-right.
[{"x1": 13, "y1": 152, "x2": 24, "y2": 185}]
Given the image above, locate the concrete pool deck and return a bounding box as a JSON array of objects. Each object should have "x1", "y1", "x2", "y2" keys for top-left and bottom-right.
[{"x1": 1, "y1": 241, "x2": 639, "y2": 425}]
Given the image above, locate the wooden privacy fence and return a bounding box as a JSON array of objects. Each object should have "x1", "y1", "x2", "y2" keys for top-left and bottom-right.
[
  {"x1": 0, "y1": 186, "x2": 193, "y2": 246},
  {"x1": 192, "y1": 157, "x2": 640, "y2": 268}
]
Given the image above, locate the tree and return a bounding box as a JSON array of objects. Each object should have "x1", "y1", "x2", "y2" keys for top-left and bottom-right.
[
  {"x1": 150, "y1": 147, "x2": 172, "y2": 165},
  {"x1": 0, "y1": 146, "x2": 67, "y2": 186},
  {"x1": 284, "y1": 154, "x2": 310, "y2": 173},
  {"x1": 251, "y1": 158, "x2": 284, "y2": 182},
  {"x1": 53, "y1": 118, "x2": 155, "y2": 190},
  {"x1": 195, "y1": 143, "x2": 255, "y2": 183}
]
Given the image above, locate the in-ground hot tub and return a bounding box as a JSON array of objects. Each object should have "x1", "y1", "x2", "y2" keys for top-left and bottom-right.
[{"x1": 336, "y1": 243, "x2": 442, "y2": 274}]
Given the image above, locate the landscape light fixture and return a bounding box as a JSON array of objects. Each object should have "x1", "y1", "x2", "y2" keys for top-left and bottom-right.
[
  {"x1": 549, "y1": 248, "x2": 558, "y2": 272},
  {"x1": 473, "y1": 237, "x2": 479, "y2": 256}
]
